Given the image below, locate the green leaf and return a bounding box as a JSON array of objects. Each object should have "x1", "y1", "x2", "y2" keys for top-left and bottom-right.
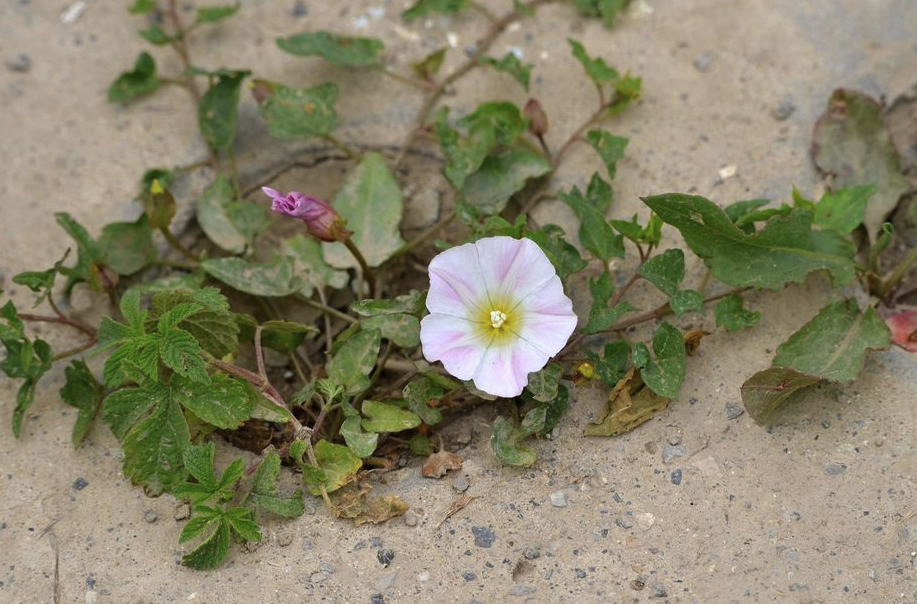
[
  {"x1": 181, "y1": 516, "x2": 231, "y2": 570},
  {"x1": 171, "y1": 373, "x2": 254, "y2": 429},
  {"x1": 772, "y1": 298, "x2": 890, "y2": 382},
  {"x1": 457, "y1": 101, "x2": 527, "y2": 147},
  {"x1": 479, "y1": 53, "x2": 532, "y2": 91},
  {"x1": 740, "y1": 367, "x2": 821, "y2": 425},
  {"x1": 402, "y1": 0, "x2": 469, "y2": 20},
  {"x1": 120, "y1": 394, "x2": 190, "y2": 495},
  {"x1": 59, "y1": 360, "x2": 103, "y2": 448},
  {"x1": 351, "y1": 291, "x2": 425, "y2": 317},
  {"x1": 198, "y1": 70, "x2": 249, "y2": 150},
  {"x1": 3, "y1": 336, "x2": 53, "y2": 437},
  {"x1": 181, "y1": 442, "x2": 219, "y2": 491},
  {"x1": 587, "y1": 340, "x2": 630, "y2": 387},
  {"x1": 569, "y1": 39, "x2": 619, "y2": 85},
  {"x1": 138, "y1": 25, "x2": 176, "y2": 46},
  {"x1": 586, "y1": 130, "x2": 628, "y2": 179},
  {"x1": 196, "y1": 176, "x2": 252, "y2": 254},
  {"x1": 409, "y1": 434, "x2": 433, "y2": 456},
  {"x1": 361, "y1": 400, "x2": 421, "y2": 433},
  {"x1": 714, "y1": 293, "x2": 761, "y2": 332},
  {"x1": 526, "y1": 362, "x2": 562, "y2": 403},
  {"x1": 669, "y1": 289, "x2": 704, "y2": 316},
  {"x1": 559, "y1": 184, "x2": 624, "y2": 262},
  {"x1": 224, "y1": 506, "x2": 261, "y2": 542},
  {"x1": 637, "y1": 249, "x2": 685, "y2": 295},
  {"x1": 491, "y1": 417, "x2": 536, "y2": 467},
  {"x1": 252, "y1": 320, "x2": 318, "y2": 354},
  {"x1": 584, "y1": 273, "x2": 635, "y2": 334},
  {"x1": 814, "y1": 184, "x2": 876, "y2": 234},
  {"x1": 326, "y1": 328, "x2": 381, "y2": 395},
  {"x1": 642, "y1": 193, "x2": 856, "y2": 290},
  {"x1": 281, "y1": 234, "x2": 349, "y2": 297},
  {"x1": 276, "y1": 31, "x2": 384, "y2": 68},
  {"x1": 435, "y1": 109, "x2": 493, "y2": 190},
  {"x1": 635, "y1": 322, "x2": 685, "y2": 399},
  {"x1": 108, "y1": 52, "x2": 161, "y2": 102},
  {"x1": 101, "y1": 381, "x2": 165, "y2": 440},
  {"x1": 340, "y1": 407, "x2": 379, "y2": 458},
  {"x1": 195, "y1": 3, "x2": 240, "y2": 24},
  {"x1": 12, "y1": 250, "x2": 69, "y2": 308},
  {"x1": 158, "y1": 329, "x2": 209, "y2": 384},
  {"x1": 305, "y1": 440, "x2": 362, "y2": 494},
  {"x1": 526, "y1": 224, "x2": 587, "y2": 281},
  {"x1": 460, "y1": 149, "x2": 551, "y2": 215},
  {"x1": 361, "y1": 314, "x2": 420, "y2": 348},
  {"x1": 322, "y1": 153, "x2": 406, "y2": 269},
  {"x1": 128, "y1": 0, "x2": 156, "y2": 14},
  {"x1": 412, "y1": 47, "x2": 447, "y2": 80},
  {"x1": 572, "y1": 0, "x2": 633, "y2": 27},
  {"x1": 201, "y1": 256, "x2": 301, "y2": 297},
  {"x1": 724, "y1": 198, "x2": 770, "y2": 233},
  {"x1": 151, "y1": 288, "x2": 238, "y2": 358},
  {"x1": 248, "y1": 451, "x2": 305, "y2": 517},
  {"x1": 55, "y1": 212, "x2": 104, "y2": 291},
  {"x1": 812, "y1": 89, "x2": 911, "y2": 240},
  {"x1": 253, "y1": 80, "x2": 338, "y2": 140},
  {"x1": 403, "y1": 377, "x2": 444, "y2": 425},
  {"x1": 98, "y1": 215, "x2": 157, "y2": 275}
]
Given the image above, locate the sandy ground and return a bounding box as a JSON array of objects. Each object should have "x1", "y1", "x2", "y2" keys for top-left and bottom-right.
[{"x1": 2, "y1": 0, "x2": 917, "y2": 602}]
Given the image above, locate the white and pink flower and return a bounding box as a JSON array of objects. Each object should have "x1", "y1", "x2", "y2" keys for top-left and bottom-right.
[{"x1": 420, "y1": 236, "x2": 578, "y2": 398}]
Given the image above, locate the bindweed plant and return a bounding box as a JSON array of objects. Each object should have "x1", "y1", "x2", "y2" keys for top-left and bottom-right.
[{"x1": 2, "y1": 0, "x2": 915, "y2": 569}]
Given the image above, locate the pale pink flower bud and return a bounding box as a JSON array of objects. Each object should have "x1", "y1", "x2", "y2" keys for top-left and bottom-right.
[{"x1": 262, "y1": 187, "x2": 352, "y2": 243}]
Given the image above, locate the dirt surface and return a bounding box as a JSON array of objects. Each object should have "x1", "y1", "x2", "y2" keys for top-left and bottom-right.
[{"x1": 2, "y1": 1, "x2": 917, "y2": 602}]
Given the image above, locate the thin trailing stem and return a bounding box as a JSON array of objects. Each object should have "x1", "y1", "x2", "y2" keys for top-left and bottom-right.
[
  {"x1": 388, "y1": 210, "x2": 457, "y2": 261},
  {"x1": 321, "y1": 134, "x2": 360, "y2": 160},
  {"x1": 51, "y1": 339, "x2": 98, "y2": 362},
  {"x1": 165, "y1": 0, "x2": 202, "y2": 104},
  {"x1": 343, "y1": 238, "x2": 377, "y2": 299},
  {"x1": 376, "y1": 67, "x2": 432, "y2": 91},
  {"x1": 19, "y1": 313, "x2": 95, "y2": 338},
  {"x1": 47, "y1": 294, "x2": 96, "y2": 337},
  {"x1": 159, "y1": 227, "x2": 199, "y2": 262},
  {"x1": 469, "y1": 1, "x2": 498, "y2": 22},
  {"x1": 227, "y1": 148, "x2": 242, "y2": 200},
  {"x1": 314, "y1": 288, "x2": 335, "y2": 353},
  {"x1": 393, "y1": 0, "x2": 561, "y2": 169},
  {"x1": 880, "y1": 244, "x2": 917, "y2": 302}
]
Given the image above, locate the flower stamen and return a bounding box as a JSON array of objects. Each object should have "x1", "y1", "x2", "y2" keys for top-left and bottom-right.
[{"x1": 490, "y1": 310, "x2": 507, "y2": 329}]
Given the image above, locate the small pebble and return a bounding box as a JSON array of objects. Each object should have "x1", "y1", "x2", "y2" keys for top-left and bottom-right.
[
  {"x1": 5, "y1": 53, "x2": 31, "y2": 73},
  {"x1": 693, "y1": 50, "x2": 713, "y2": 71},
  {"x1": 772, "y1": 100, "x2": 796, "y2": 120},
  {"x1": 369, "y1": 536, "x2": 383, "y2": 548},
  {"x1": 670, "y1": 469, "x2": 683, "y2": 485},
  {"x1": 631, "y1": 579, "x2": 645, "y2": 591},
  {"x1": 662, "y1": 444, "x2": 686, "y2": 464},
  {"x1": 377, "y1": 549, "x2": 395, "y2": 567},
  {"x1": 636, "y1": 513, "x2": 656, "y2": 530},
  {"x1": 376, "y1": 573, "x2": 397, "y2": 591},
  {"x1": 370, "y1": 595, "x2": 385, "y2": 604},
  {"x1": 277, "y1": 531, "x2": 293, "y2": 547},
  {"x1": 471, "y1": 526, "x2": 496, "y2": 548},
  {"x1": 651, "y1": 582, "x2": 668, "y2": 597},
  {"x1": 575, "y1": 569, "x2": 587, "y2": 579},
  {"x1": 725, "y1": 403, "x2": 745, "y2": 420},
  {"x1": 72, "y1": 477, "x2": 89, "y2": 491},
  {"x1": 309, "y1": 572, "x2": 327, "y2": 583},
  {"x1": 644, "y1": 441, "x2": 658, "y2": 454},
  {"x1": 461, "y1": 571, "x2": 476, "y2": 582},
  {"x1": 667, "y1": 434, "x2": 682, "y2": 446},
  {"x1": 403, "y1": 510, "x2": 418, "y2": 527},
  {"x1": 143, "y1": 510, "x2": 158, "y2": 523},
  {"x1": 452, "y1": 475, "x2": 470, "y2": 493},
  {"x1": 291, "y1": 1, "x2": 308, "y2": 16},
  {"x1": 509, "y1": 585, "x2": 536, "y2": 597},
  {"x1": 825, "y1": 463, "x2": 847, "y2": 476},
  {"x1": 321, "y1": 562, "x2": 335, "y2": 574},
  {"x1": 615, "y1": 517, "x2": 633, "y2": 529},
  {"x1": 523, "y1": 548, "x2": 540, "y2": 560},
  {"x1": 174, "y1": 503, "x2": 191, "y2": 521},
  {"x1": 549, "y1": 490, "x2": 568, "y2": 508}
]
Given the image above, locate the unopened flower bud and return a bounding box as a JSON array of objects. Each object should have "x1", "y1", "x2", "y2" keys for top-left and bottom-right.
[
  {"x1": 524, "y1": 98, "x2": 548, "y2": 137},
  {"x1": 144, "y1": 179, "x2": 176, "y2": 230},
  {"x1": 249, "y1": 79, "x2": 275, "y2": 104},
  {"x1": 262, "y1": 186, "x2": 352, "y2": 243}
]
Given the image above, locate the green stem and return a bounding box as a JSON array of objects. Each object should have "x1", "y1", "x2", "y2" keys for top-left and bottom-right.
[
  {"x1": 51, "y1": 339, "x2": 98, "y2": 362},
  {"x1": 19, "y1": 312, "x2": 95, "y2": 338},
  {"x1": 375, "y1": 67, "x2": 431, "y2": 91},
  {"x1": 343, "y1": 237, "x2": 377, "y2": 299},
  {"x1": 301, "y1": 295, "x2": 356, "y2": 324},
  {"x1": 469, "y1": 1, "x2": 498, "y2": 22},
  {"x1": 880, "y1": 243, "x2": 917, "y2": 301},
  {"x1": 159, "y1": 227, "x2": 199, "y2": 262},
  {"x1": 227, "y1": 147, "x2": 242, "y2": 200},
  {"x1": 321, "y1": 134, "x2": 360, "y2": 160},
  {"x1": 388, "y1": 210, "x2": 457, "y2": 260}
]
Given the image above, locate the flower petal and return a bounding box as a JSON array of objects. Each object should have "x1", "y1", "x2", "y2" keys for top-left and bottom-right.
[
  {"x1": 474, "y1": 236, "x2": 557, "y2": 305},
  {"x1": 514, "y1": 276, "x2": 578, "y2": 356},
  {"x1": 472, "y1": 338, "x2": 548, "y2": 398},
  {"x1": 420, "y1": 314, "x2": 489, "y2": 380},
  {"x1": 426, "y1": 242, "x2": 488, "y2": 318}
]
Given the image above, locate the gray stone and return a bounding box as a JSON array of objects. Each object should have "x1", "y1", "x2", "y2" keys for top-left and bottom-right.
[
  {"x1": 377, "y1": 549, "x2": 395, "y2": 566},
  {"x1": 651, "y1": 582, "x2": 668, "y2": 597},
  {"x1": 671, "y1": 469, "x2": 683, "y2": 485},
  {"x1": 772, "y1": 99, "x2": 796, "y2": 120},
  {"x1": 615, "y1": 517, "x2": 633, "y2": 529},
  {"x1": 452, "y1": 475, "x2": 470, "y2": 493},
  {"x1": 523, "y1": 548, "x2": 540, "y2": 560},
  {"x1": 5, "y1": 53, "x2": 31, "y2": 73},
  {"x1": 173, "y1": 503, "x2": 191, "y2": 521},
  {"x1": 549, "y1": 490, "x2": 568, "y2": 507},
  {"x1": 403, "y1": 510, "x2": 418, "y2": 527},
  {"x1": 825, "y1": 463, "x2": 847, "y2": 476},
  {"x1": 725, "y1": 403, "x2": 745, "y2": 420},
  {"x1": 143, "y1": 510, "x2": 158, "y2": 523},
  {"x1": 509, "y1": 585, "x2": 536, "y2": 597},
  {"x1": 693, "y1": 50, "x2": 713, "y2": 71},
  {"x1": 662, "y1": 443, "x2": 686, "y2": 464},
  {"x1": 471, "y1": 526, "x2": 496, "y2": 548}
]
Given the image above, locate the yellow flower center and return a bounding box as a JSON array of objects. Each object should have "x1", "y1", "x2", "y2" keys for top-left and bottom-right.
[
  {"x1": 475, "y1": 296, "x2": 518, "y2": 346},
  {"x1": 490, "y1": 310, "x2": 507, "y2": 329}
]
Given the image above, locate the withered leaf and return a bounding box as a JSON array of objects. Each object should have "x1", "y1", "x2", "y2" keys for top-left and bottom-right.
[
  {"x1": 332, "y1": 484, "x2": 409, "y2": 525},
  {"x1": 585, "y1": 368, "x2": 670, "y2": 437},
  {"x1": 684, "y1": 329, "x2": 711, "y2": 356},
  {"x1": 421, "y1": 449, "x2": 463, "y2": 478}
]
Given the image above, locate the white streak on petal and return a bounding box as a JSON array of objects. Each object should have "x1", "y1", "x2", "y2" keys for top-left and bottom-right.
[
  {"x1": 472, "y1": 338, "x2": 547, "y2": 398},
  {"x1": 426, "y1": 241, "x2": 488, "y2": 316},
  {"x1": 475, "y1": 237, "x2": 557, "y2": 304},
  {"x1": 420, "y1": 314, "x2": 488, "y2": 380}
]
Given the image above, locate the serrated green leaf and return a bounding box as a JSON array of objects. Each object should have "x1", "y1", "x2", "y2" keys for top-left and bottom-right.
[
  {"x1": 814, "y1": 184, "x2": 876, "y2": 234},
  {"x1": 340, "y1": 413, "x2": 379, "y2": 458},
  {"x1": 740, "y1": 367, "x2": 821, "y2": 425},
  {"x1": 120, "y1": 395, "x2": 190, "y2": 495},
  {"x1": 526, "y1": 362, "x2": 561, "y2": 403},
  {"x1": 772, "y1": 298, "x2": 889, "y2": 382},
  {"x1": 201, "y1": 256, "x2": 301, "y2": 297},
  {"x1": 812, "y1": 89, "x2": 911, "y2": 241},
  {"x1": 326, "y1": 328, "x2": 381, "y2": 395},
  {"x1": 151, "y1": 289, "x2": 238, "y2": 358},
  {"x1": 361, "y1": 314, "x2": 420, "y2": 348},
  {"x1": 642, "y1": 193, "x2": 856, "y2": 290},
  {"x1": 569, "y1": 39, "x2": 619, "y2": 85},
  {"x1": 128, "y1": 0, "x2": 156, "y2": 14},
  {"x1": 182, "y1": 442, "x2": 219, "y2": 490},
  {"x1": 351, "y1": 291, "x2": 425, "y2": 317},
  {"x1": 157, "y1": 303, "x2": 202, "y2": 332},
  {"x1": 586, "y1": 130, "x2": 628, "y2": 179},
  {"x1": 224, "y1": 506, "x2": 261, "y2": 542},
  {"x1": 119, "y1": 288, "x2": 147, "y2": 332},
  {"x1": 198, "y1": 70, "x2": 249, "y2": 150},
  {"x1": 412, "y1": 47, "x2": 447, "y2": 80},
  {"x1": 195, "y1": 3, "x2": 240, "y2": 24},
  {"x1": 216, "y1": 458, "x2": 245, "y2": 493},
  {"x1": 479, "y1": 53, "x2": 532, "y2": 91},
  {"x1": 559, "y1": 185, "x2": 624, "y2": 262},
  {"x1": 98, "y1": 215, "x2": 157, "y2": 275},
  {"x1": 526, "y1": 224, "x2": 586, "y2": 281},
  {"x1": 172, "y1": 373, "x2": 254, "y2": 429},
  {"x1": 361, "y1": 400, "x2": 421, "y2": 433},
  {"x1": 179, "y1": 506, "x2": 221, "y2": 543},
  {"x1": 714, "y1": 293, "x2": 761, "y2": 331},
  {"x1": 181, "y1": 517, "x2": 231, "y2": 570},
  {"x1": 101, "y1": 381, "x2": 167, "y2": 440},
  {"x1": 403, "y1": 377, "x2": 444, "y2": 425},
  {"x1": 305, "y1": 440, "x2": 362, "y2": 494},
  {"x1": 276, "y1": 31, "x2": 384, "y2": 68},
  {"x1": 59, "y1": 360, "x2": 103, "y2": 448},
  {"x1": 158, "y1": 329, "x2": 209, "y2": 383},
  {"x1": 108, "y1": 52, "x2": 161, "y2": 103},
  {"x1": 248, "y1": 451, "x2": 305, "y2": 517},
  {"x1": 635, "y1": 322, "x2": 685, "y2": 399},
  {"x1": 460, "y1": 149, "x2": 551, "y2": 215},
  {"x1": 253, "y1": 80, "x2": 339, "y2": 140},
  {"x1": 281, "y1": 234, "x2": 349, "y2": 297},
  {"x1": 322, "y1": 153, "x2": 406, "y2": 269},
  {"x1": 491, "y1": 416, "x2": 536, "y2": 466},
  {"x1": 402, "y1": 0, "x2": 468, "y2": 19}
]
